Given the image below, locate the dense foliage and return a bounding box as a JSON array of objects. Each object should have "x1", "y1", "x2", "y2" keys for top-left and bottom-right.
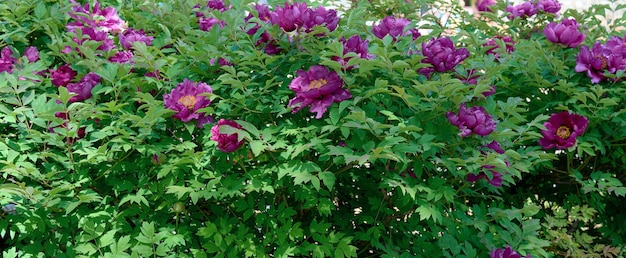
[{"x1": 1, "y1": 0, "x2": 626, "y2": 257}]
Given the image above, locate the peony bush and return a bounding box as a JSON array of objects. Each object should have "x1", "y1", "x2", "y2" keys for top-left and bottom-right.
[{"x1": 1, "y1": 0, "x2": 625, "y2": 257}]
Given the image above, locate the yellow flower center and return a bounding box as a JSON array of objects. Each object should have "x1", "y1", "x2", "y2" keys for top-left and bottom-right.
[
  {"x1": 178, "y1": 95, "x2": 197, "y2": 109},
  {"x1": 309, "y1": 79, "x2": 327, "y2": 90},
  {"x1": 556, "y1": 125, "x2": 571, "y2": 139},
  {"x1": 595, "y1": 55, "x2": 608, "y2": 69}
]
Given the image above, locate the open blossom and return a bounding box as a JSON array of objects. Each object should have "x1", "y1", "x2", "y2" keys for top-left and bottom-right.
[
  {"x1": 506, "y1": 2, "x2": 538, "y2": 19},
  {"x1": 332, "y1": 35, "x2": 375, "y2": 70},
  {"x1": 49, "y1": 64, "x2": 78, "y2": 87},
  {"x1": 24, "y1": 47, "x2": 39, "y2": 63},
  {"x1": 70, "y1": 27, "x2": 115, "y2": 52},
  {"x1": 119, "y1": 28, "x2": 153, "y2": 49},
  {"x1": 163, "y1": 79, "x2": 213, "y2": 124},
  {"x1": 544, "y1": 18, "x2": 585, "y2": 47},
  {"x1": 207, "y1": 0, "x2": 228, "y2": 12},
  {"x1": 270, "y1": 2, "x2": 338, "y2": 34},
  {"x1": 66, "y1": 0, "x2": 127, "y2": 33},
  {"x1": 109, "y1": 51, "x2": 133, "y2": 63},
  {"x1": 418, "y1": 37, "x2": 469, "y2": 77},
  {"x1": 372, "y1": 16, "x2": 420, "y2": 41},
  {"x1": 536, "y1": 0, "x2": 561, "y2": 14},
  {"x1": 245, "y1": 4, "x2": 281, "y2": 55},
  {"x1": 66, "y1": 72, "x2": 101, "y2": 103},
  {"x1": 288, "y1": 65, "x2": 352, "y2": 119},
  {"x1": 538, "y1": 111, "x2": 588, "y2": 150},
  {"x1": 491, "y1": 246, "x2": 531, "y2": 258},
  {"x1": 575, "y1": 41, "x2": 625, "y2": 83},
  {"x1": 484, "y1": 36, "x2": 515, "y2": 57},
  {"x1": 447, "y1": 103, "x2": 497, "y2": 137},
  {"x1": 199, "y1": 17, "x2": 225, "y2": 31},
  {"x1": 211, "y1": 119, "x2": 245, "y2": 152},
  {"x1": 476, "y1": 0, "x2": 496, "y2": 12}
]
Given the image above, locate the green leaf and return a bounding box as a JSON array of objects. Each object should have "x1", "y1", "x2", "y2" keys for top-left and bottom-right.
[{"x1": 319, "y1": 171, "x2": 336, "y2": 191}]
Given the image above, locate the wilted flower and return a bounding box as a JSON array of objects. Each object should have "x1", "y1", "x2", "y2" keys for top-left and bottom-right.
[
  {"x1": 456, "y1": 69, "x2": 496, "y2": 97},
  {"x1": 163, "y1": 79, "x2": 213, "y2": 124},
  {"x1": 476, "y1": 0, "x2": 496, "y2": 12},
  {"x1": 372, "y1": 16, "x2": 421, "y2": 41},
  {"x1": 270, "y1": 2, "x2": 308, "y2": 32},
  {"x1": 468, "y1": 141, "x2": 507, "y2": 187},
  {"x1": 544, "y1": 18, "x2": 585, "y2": 47},
  {"x1": 484, "y1": 36, "x2": 515, "y2": 57},
  {"x1": 24, "y1": 46, "x2": 39, "y2": 63},
  {"x1": 288, "y1": 65, "x2": 352, "y2": 119},
  {"x1": 67, "y1": 0, "x2": 127, "y2": 33},
  {"x1": 49, "y1": 111, "x2": 87, "y2": 140},
  {"x1": 332, "y1": 35, "x2": 375, "y2": 70},
  {"x1": 199, "y1": 17, "x2": 225, "y2": 31},
  {"x1": 447, "y1": 103, "x2": 497, "y2": 137},
  {"x1": 538, "y1": 111, "x2": 588, "y2": 150},
  {"x1": 536, "y1": 0, "x2": 561, "y2": 14},
  {"x1": 0, "y1": 46, "x2": 16, "y2": 73},
  {"x1": 418, "y1": 37, "x2": 470, "y2": 78},
  {"x1": 109, "y1": 51, "x2": 133, "y2": 63},
  {"x1": 49, "y1": 64, "x2": 78, "y2": 87},
  {"x1": 211, "y1": 119, "x2": 245, "y2": 152},
  {"x1": 506, "y1": 2, "x2": 538, "y2": 19},
  {"x1": 66, "y1": 72, "x2": 101, "y2": 102},
  {"x1": 491, "y1": 246, "x2": 531, "y2": 258},
  {"x1": 119, "y1": 28, "x2": 154, "y2": 49}
]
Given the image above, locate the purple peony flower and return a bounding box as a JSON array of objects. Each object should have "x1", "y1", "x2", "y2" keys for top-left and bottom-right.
[
  {"x1": 300, "y1": 6, "x2": 339, "y2": 34},
  {"x1": 119, "y1": 28, "x2": 154, "y2": 49},
  {"x1": 49, "y1": 64, "x2": 78, "y2": 87},
  {"x1": 288, "y1": 65, "x2": 352, "y2": 119},
  {"x1": 544, "y1": 18, "x2": 585, "y2": 47},
  {"x1": 199, "y1": 17, "x2": 225, "y2": 31},
  {"x1": 66, "y1": 72, "x2": 101, "y2": 103},
  {"x1": 24, "y1": 46, "x2": 39, "y2": 63},
  {"x1": 372, "y1": 16, "x2": 421, "y2": 41},
  {"x1": 418, "y1": 37, "x2": 470, "y2": 78},
  {"x1": 332, "y1": 35, "x2": 375, "y2": 70},
  {"x1": 484, "y1": 36, "x2": 515, "y2": 57},
  {"x1": 245, "y1": 4, "x2": 281, "y2": 54},
  {"x1": 538, "y1": 111, "x2": 588, "y2": 150},
  {"x1": 575, "y1": 42, "x2": 610, "y2": 83},
  {"x1": 66, "y1": 0, "x2": 127, "y2": 33},
  {"x1": 163, "y1": 79, "x2": 213, "y2": 123},
  {"x1": 476, "y1": 0, "x2": 496, "y2": 12},
  {"x1": 71, "y1": 27, "x2": 115, "y2": 52},
  {"x1": 0, "y1": 46, "x2": 16, "y2": 73},
  {"x1": 50, "y1": 111, "x2": 87, "y2": 141},
  {"x1": 207, "y1": 0, "x2": 228, "y2": 12},
  {"x1": 447, "y1": 103, "x2": 497, "y2": 137},
  {"x1": 109, "y1": 51, "x2": 133, "y2": 63},
  {"x1": 536, "y1": 0, "x2": 561, "y2": 14},
  {"x1": 270, "y1": 2, "x2": 308, "y2": 32},
  {"x1": 506, "y1": 2, "x2": 538, "y2": 19},
  {"x1": 211, "y1": 119, "x2": 245, "y2": 152},
  {"x1": 468, "y1": 141, "x2": 507, "y2": 187},
  {"x1": 485, "y1": 140, "x2": 505, "y2": 154},
  {"x1": 491, "y1": 246, "x2": 531, "y2": 258}
]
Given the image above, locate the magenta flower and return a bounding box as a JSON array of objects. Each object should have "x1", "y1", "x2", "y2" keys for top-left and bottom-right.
[
  {"x1": 506, "y1": 2, "x2": 538, "y2": 19},
  {"x1": 300, "y1": 6, "x2": 339, "y2": 34},
  {"x1": 468, "y1": 141, "x2": 507, "y2": 187},
  {"x1": 270, "y1": 2, "x2": 308, "y2": 32},
  {"x1": 476, "y1": 0, "x2": 496, "y2": 12},
  {"x1": 288, "y1": 65, "x2": 352, "y2": 119},
  {"x1": 49, "y1": 111, "x2": 87, "y2": 142},
  {"x1": 67, "y1": 0, "x2": 126, "y2": 33},
  {"x1": 0, "y1": 46, "x2": 16, "y2": 73},
  {"x1": 447, "y1": 103, "x2": 497, "y2": 137},
  {"x1": 66, "y1": 72, "x2": 101, "y2": 103},
  {"x1": 119, "y1": 28, "x2": 154, "y2": 50},
  {"x1": 199, "y1": 17, "x2": 225, "y2": 31},
  {"x1": 211, "y1": 119, "x2": 245, "y2": 153},
  {"x1": 332, "y1": 35, "x2": 375, "y2": 70},
  {"x1": 544, "y1": 18, "x2": 585, "y2": 47},
  {"x1": 372, "y1": 16, "x2": 421, "y2": 41},
  {"x1": 538, "y1": 111, "x2": 588, "y2": 150},
  {"x1": 418, "y1": 37, "x2": 470, "y2": 78},
  {"x1": 245, "y1": 4, "x2": 281, "y2": 54},
  {"x1": 491, "y1": 246, "x2": 531, "y2": 258},
  {"x1": 207, "y1": 0, "x2": 228, "y2": 12},
  {"x1": 484, "y1": 36, "x2": 515, "y2": 57},
  {"x1": 24, "y1": 47, "x2": 39, "y2": 63},
  {"x1": 71, "y1": 27, "x2": 115, "y2": 52},
  {"x1": 574, "y1": 41, "x2": 625, "y2": 83},
  {"x1": 163, "y1": 79, "x2": 213, "y2": 124},
  {"x1": 109, "y1": 51, "x2": 133, "y2": 63},
  {"x1": 456, "y1": 69, "x2": 496, "y2": 97},
  {"x1": 49, "y1": 64, "x2": 78, "y2": 87},
  {"x1": 537, "y1": 0, "x2": 561, "y2": 14}
]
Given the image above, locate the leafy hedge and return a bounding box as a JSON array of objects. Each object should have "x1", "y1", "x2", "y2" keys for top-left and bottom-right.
[{"x1": 1, "y1": 0, "x2": 625, "y2": 257}]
